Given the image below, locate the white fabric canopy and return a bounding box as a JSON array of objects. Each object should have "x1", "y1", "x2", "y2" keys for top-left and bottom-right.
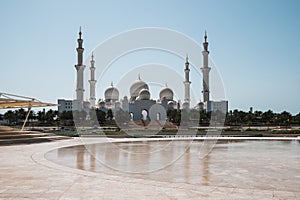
[
  {"x1": 0, "y1": 92, "x2": 57, "y2": 109},
  {"x1": 0, "y1": 92, "x2": 58, "y2": 131}
]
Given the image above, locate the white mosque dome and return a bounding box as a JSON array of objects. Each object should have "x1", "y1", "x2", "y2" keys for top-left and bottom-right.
[
  {"x1": 104, "y1": 82, "x2": 119, "y2": 101},
  {"x1": 167, "y1": 101, "x2": 174, "y2": 106},
  {"x1": 182, "y1": 101, "x2": 190, "y2": 109},
  {"x1": 138, "y1": 88, "x2": 150, "y2": 100},
  {"x1": 130, "y1": 75, "x2": 149, "y2": 98},
  {"x1": 197, "y1": 102, "x2": 204, "y2": 106},
  {"x1": 167, "y1": 101, "x2": 175, "y2": 109},
  {"x1": 159, "y1": 84, "x2": 174, "y2": 101}
]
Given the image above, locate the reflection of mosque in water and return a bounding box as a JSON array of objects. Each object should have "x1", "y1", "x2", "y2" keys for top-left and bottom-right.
[{"x1": 54, "y1": 141, "x2": 212, "y2": 185}]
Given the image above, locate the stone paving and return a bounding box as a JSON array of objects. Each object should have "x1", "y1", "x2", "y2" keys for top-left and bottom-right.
[{"x1": 0, "y1": 137, "x2": 299, "y2": 199}]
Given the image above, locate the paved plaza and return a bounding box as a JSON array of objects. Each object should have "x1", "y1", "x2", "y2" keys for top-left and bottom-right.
[{"x1": 0, "y1": 137, "x2": 299, "y2": 199}]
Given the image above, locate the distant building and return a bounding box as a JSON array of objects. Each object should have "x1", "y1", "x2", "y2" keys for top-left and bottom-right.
[
  {"x1": 57, "y1": 99, "x2": 73, "y2": 112},
  {"x1": 206, "y1": 100, "x2": 228, "y2": 114}
]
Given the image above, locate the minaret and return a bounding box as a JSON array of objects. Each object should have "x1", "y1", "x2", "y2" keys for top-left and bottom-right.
[
  {"x1": 183, "y1": 54, "x2": 191, "y2": 104},
  {"x1": 89, "y1": 52, "x2": 96, "y2": 108},
  {"x1": 75, "y1": 27, "x2": 86, "y2": 108},
  {"x1": 201, "y1": 31, "x2": 211, "y2": 102}
]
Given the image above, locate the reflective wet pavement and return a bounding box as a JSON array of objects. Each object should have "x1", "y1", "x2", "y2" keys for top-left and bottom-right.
[
  {"x1": 46, "y1": 140, "x2": 300, "y2": 192},
  {"x1": 1, "y1": 137, "x2": 300, "y2": 199}
]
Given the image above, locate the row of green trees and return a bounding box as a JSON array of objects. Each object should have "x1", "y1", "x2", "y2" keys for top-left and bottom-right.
[
  {"x1": 167, "y1": 109, "x2": 300, "y2": 127},
  {"x1": 225, "y1": 109, "x2": 300, "y2": 127},
  {"x1": 0, "y1": 108, "x2": 58, "y2": 126},
  {"x1": 0, "y1": 108, "x2": 125, "y2": 127},
  {"x1": 1, "y1": 108, "x2": 300, "y2": 127}
]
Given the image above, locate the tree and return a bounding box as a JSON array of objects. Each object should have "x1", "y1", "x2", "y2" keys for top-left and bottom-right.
[
  {"x1": 4, "y1": 110, "x2": 16, "y2": 124},
  {"x1": 58, "y1": 111, "x2": 73, "y2": 120},
  {"x1": 96, "y1": 109, "x2": 106, "y2": 124},
  {"x1": 174, "y1": 111, "x2": 181, "y2": 124},
  {"x1": 167, "y1": 109, "x2": 177, "y2": 122},
  {"x1": 107, "y1": 109, "x2": 114, "y2": 120},
  {"x1": 15, "y1": 108, "x2": 26, "y2": 124},
  {"x1": 28, "y1": 110, "x2": 36, "y2": 121},
  {"x1": 58, "y1": 111, "x2": 74, "y2": 126},
  {"x1": 262, "y1": 110, "x2": 275, "y2": 129},
  {"x1": 294, "y1": 112, "x2": 300, "y2": 125},
  {"x1": 246, "y1": 111, "x2": 254, "y2": 128},
  {"x1": 231, "y1": 109, "x2": 244, "y2": 126},
  {"x1": 277, "y1": 111, "x2": 292, "y2": 127},
  {"x1": 253, "y1": 110, "x2": 263, "y2": 125},
  {"x1": 37, "y1": 110, "x2": 46, "y2": 122},
  {"x1": 199, "y1": 110, "x2": 210, "y2": 125},
  {"x1": 45, "y1": 109, "x2": 56, "y2": 123}
]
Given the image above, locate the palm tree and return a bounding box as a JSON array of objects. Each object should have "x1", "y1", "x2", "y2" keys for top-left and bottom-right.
[
  {"x1": 4, "y1": 110, "x2": 16, "y2": 125},
  {"x1": 262, "y1": 110, "x2": 274, "y2": 130},
  {"x1": 45, "y1": 109, "x2": 56, "y2": 124},
  {"x1": 15, "y1": 108, "x2": 26, "y2": 124},
  {"x1": 96, "y1": 109, "x2": 106, "y2": 124},
  {"x1": 278, "y1": 111, "x2": 292, "y2": 128},
  {"x1": 107, "y1": 109, "x2": 113, "y2": 121},
  {"x1": 294, "y1": 112, "x2": 300, "y2": 125}
]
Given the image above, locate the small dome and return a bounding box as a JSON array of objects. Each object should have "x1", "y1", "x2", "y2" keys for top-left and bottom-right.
[
  {"x1": 167, "y1": 101, "x2": 175, "y2": 109},
  {"x1": 168, "y1": 101, "x2": 174, "y2": 106},
  {"x1": 130, "y1": 75, "x2": 149, "y2": 98},
  {"x1": 105, "y1": 82, "x2": 119, "y2": 101},
  {"x1": 195, "y1": 101, "x2": 204, "y2": 110},
  {"x1": 198, "y1": 102, "x2": 204, "y2": 106},
  {"x1": 182, "y1": 101, "x2": 190, "y2": 109},
  {"x1": 138, "y1": 88, "x2": 150, "y2": 100},
  {"x1": 159, "y1": 84, "x2": 173, "y2": 101}
]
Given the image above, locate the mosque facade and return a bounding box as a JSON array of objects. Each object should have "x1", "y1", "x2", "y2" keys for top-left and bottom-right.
[
  {"x1": 98, "y1": 76, "x2": 176, "y2": 121},
  {"x1": 58, "y1": 29, "x2": 228, "y2": 119}
]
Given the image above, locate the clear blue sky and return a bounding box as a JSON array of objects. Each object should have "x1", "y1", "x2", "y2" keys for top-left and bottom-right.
[{"x1": 0, "y1": 0, "x2": 299, "y2": 114}]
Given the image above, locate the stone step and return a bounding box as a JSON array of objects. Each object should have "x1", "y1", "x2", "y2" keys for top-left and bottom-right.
[
  {"x1": 0, "y1": 132, "x2": 56, "y2": 140},
  {"x1": 0, "y1": 126, "x2": 15, "y2": 131},
  {"x1": 0, "y1": 131, "x2": 71, "y2": 146}
]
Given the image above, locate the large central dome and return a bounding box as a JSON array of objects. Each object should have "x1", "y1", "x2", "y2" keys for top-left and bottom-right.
[
  {"x1": 138, "y1": 88, "x2": 150, "y2": 100},
  {"x1": 130, "y1": 75, "x2": 149, "y2": 98}
]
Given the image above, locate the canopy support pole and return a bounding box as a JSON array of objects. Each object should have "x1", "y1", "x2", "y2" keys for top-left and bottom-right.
[{"x1": 21, "y1": 106, "x2": 32, "y2": 131}]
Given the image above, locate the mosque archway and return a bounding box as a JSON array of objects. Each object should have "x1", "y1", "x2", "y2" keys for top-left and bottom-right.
[
  {"x1": 156, "y1": 113, "x2": 161, "y2": 121},
  {"x1": 149, "y1": 104, "x2": 167, "y2": 121},
  {"x1": 130, "y1": 113, "x2": 134, "y2": 121},
  {"x1": 141, "y1": 109, "x2": 148, "y2": 120}
]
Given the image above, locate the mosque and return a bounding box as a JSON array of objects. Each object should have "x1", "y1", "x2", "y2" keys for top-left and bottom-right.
[
  {"x1": 58, "y1": 29, "x2": 228, "y2": 120},
  {"x1": 98, "y1": 77, "x2": 178, "y2": 121}
]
